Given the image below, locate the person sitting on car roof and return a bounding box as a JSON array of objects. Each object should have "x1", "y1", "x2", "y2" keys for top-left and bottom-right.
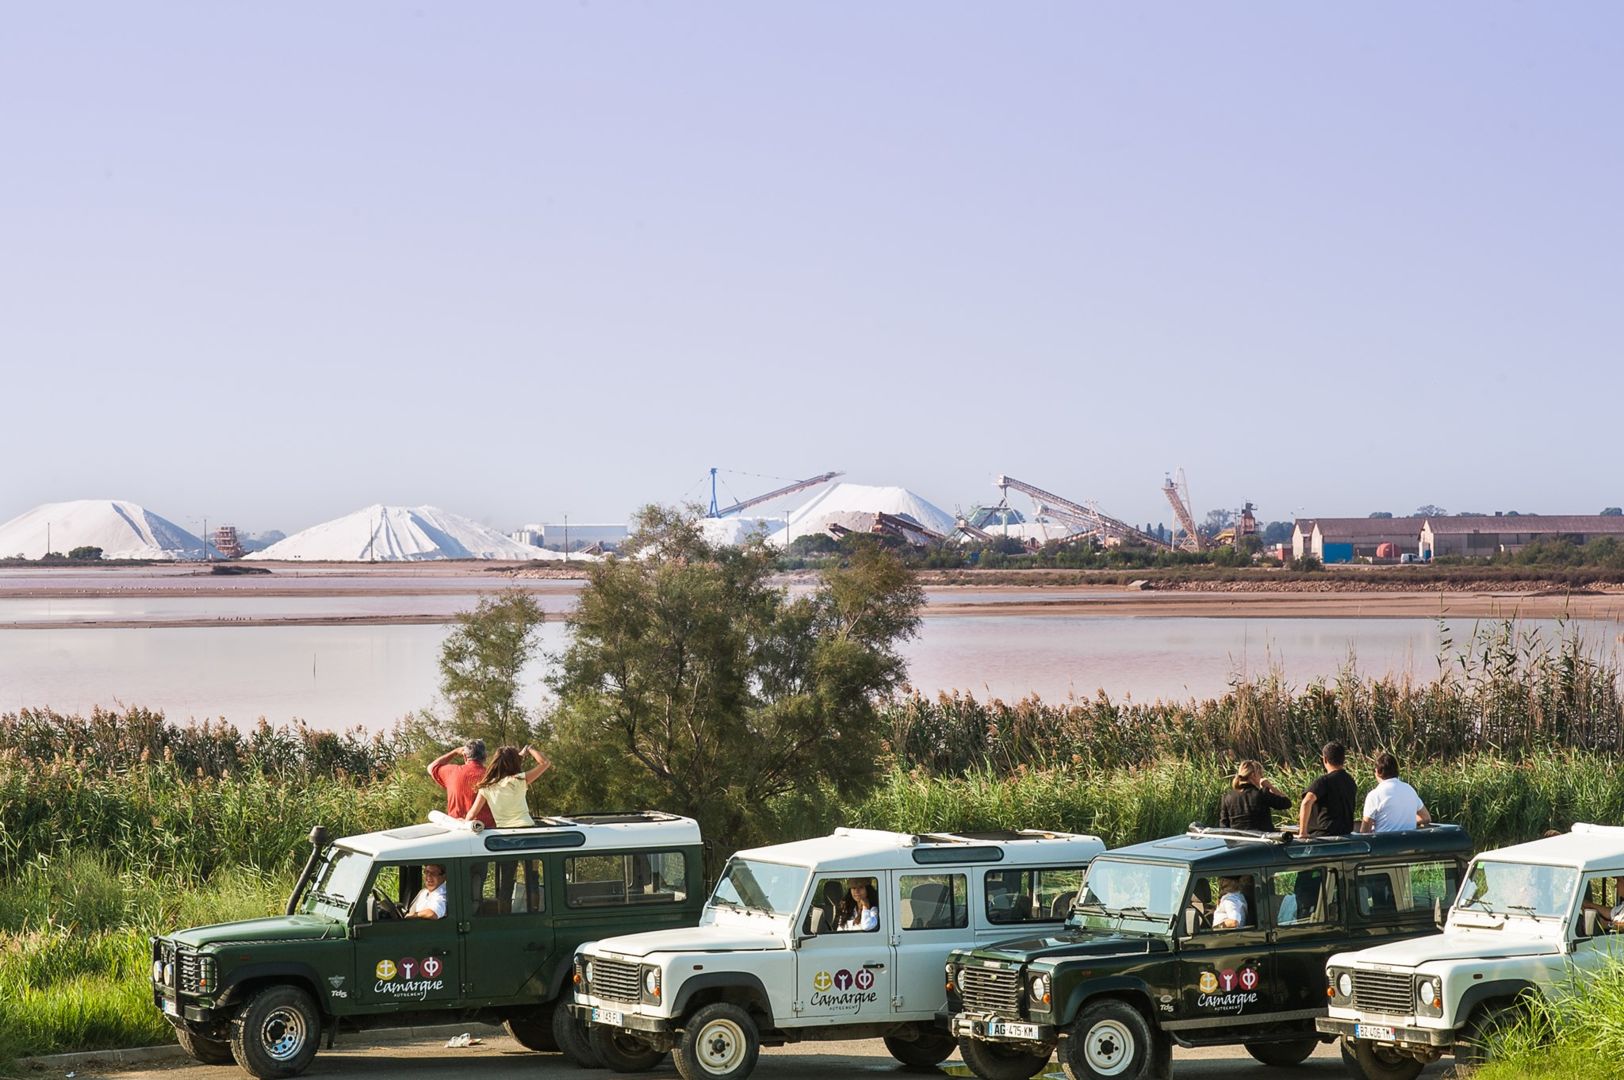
[{"x1": 1219, "y1": 760, "x2": 1292, "y2": 831}]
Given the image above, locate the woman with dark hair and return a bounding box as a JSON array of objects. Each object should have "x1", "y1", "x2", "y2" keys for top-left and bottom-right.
[
  {"x1": 840, "y1": 879, "x2": 879, "y2": 931},
  {"x1": 1218, "y1": 759, "x2": 1291, "y2": 832},
  {"x1": 467, "y1": 745, "x2": 551, "y2": 829}
]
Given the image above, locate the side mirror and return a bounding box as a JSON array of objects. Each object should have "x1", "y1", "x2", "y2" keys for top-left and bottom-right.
[
  {"x1": 1433, "y1": 897, "x2": 1444, "y2": 929},
  {"x1": 1183, "y1": 908, "x2": 1198, "y2": 939},
  {"x1": 1582, "y1": 909, "x2": 1601, "y2": 938}
]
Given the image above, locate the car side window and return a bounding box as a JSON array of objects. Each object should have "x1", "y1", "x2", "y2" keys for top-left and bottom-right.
[
  {"x1": 984, "y1": 868, "x2": 1085, "y2": 924},
  {"x1": 1191, "y1": 874, "x2": 1258, "y2": 932},
  {"x1": 472, "y1": 858, "x2": 544, "y2": 917},
  {"x1": 1271, "y1": 867, "x2": 1338, "y2": 927},
  {"x1": 564, "y1": 851, "x2": 690, "y2": 908},
  {"x1": 899, "y1": 873, "x2": 967, "y2": 930},
  {"x1": 805, "y1": 875, "x2": 882, "y2": 934},
  {"x1": 1578, "y1": 873, "x2": 1623, "y2": 936},
  {"x1": 1355, "y1": 860, "x2": 1458, "y2": 919}
]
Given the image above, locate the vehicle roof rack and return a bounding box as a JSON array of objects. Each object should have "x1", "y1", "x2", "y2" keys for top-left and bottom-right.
[{"x1": 1186, "y1": 823, "x2": 1291, "y2": 845}]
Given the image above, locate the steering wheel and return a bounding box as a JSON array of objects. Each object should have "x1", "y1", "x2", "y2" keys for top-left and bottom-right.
[{"x1": 371, "y1": 889, "x2": 404, "y2": 921}]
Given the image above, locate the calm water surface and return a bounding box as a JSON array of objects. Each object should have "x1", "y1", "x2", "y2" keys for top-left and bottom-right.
[{"x1": 3, "y1": 608, "x2": 1614, "y2": 729}]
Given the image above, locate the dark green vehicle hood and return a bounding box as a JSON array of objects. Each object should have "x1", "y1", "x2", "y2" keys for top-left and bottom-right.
[
  {"x1": 171, "y1": 915, "x2": 346, "y2": 949},
  {"x1": 962, "y1": 931, "x2": 1170, "y2": 966}
]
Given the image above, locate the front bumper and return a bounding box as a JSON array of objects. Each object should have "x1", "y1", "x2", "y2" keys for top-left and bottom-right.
[
  {"x1": 950, "y1": 1012, "x2": 1056, "y2": 1044},
  {"x1": 570, "y1": 1002, "x2": 673, "y2": 1035},
  {"x1": 151, "y1": 986, "x2": 223, "y2": 1025},
  {"x1": 1316, "y1": 1016, "x2": 1455, "y2": 1049}
]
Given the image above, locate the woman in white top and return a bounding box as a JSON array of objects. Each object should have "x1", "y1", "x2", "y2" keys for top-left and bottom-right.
[
  {"x1": 467, "y1": 745, "x2": 551, "y2": 829},
  {"x1": 840, "y1": 879, "x2": 879, "y2": 931},
  {"x1": 1212, "y1": 876, "x2": 1251, "y2": 929}
]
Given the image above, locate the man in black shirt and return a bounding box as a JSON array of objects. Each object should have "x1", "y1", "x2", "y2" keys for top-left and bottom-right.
[{"x1": 1297, "y1": 741, "x2": 1357, "y2": 837}]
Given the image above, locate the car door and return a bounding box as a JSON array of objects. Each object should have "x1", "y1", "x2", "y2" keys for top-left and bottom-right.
[
  {"x1": 351, "y1": 862, "x2": 461, "y2": 1010},
  {"x1": 1264, "y1": 863, "x2": 1343, "y2": 1015},
  {"x1": 893, "y1": 870, "x2": 970, "y2": 1019},
  {"x1": 796, "y1": 871, "x2": 892, "y2": 1026},
  {"x1": 459, "y1": 855, "x2": 554, "y2": 1004},
  {"x1": 1176, "y1": 871, "x2": 1272, "y2": 1023}
]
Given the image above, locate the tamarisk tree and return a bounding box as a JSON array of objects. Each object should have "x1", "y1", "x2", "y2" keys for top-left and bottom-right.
[{"x1": 546, "y1": 505, "x2": 922, "y2": 854}]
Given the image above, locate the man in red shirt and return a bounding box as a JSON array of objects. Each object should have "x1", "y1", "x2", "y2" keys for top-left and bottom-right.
[{"x1": 428, "y1": 740, "x2": 497, "y2": 829}]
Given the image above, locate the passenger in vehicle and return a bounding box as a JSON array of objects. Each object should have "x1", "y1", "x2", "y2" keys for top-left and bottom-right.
[
  {"x1": 1359, "y1": 752, "x2": 1431, "y2": 832},
  {"x1": 1582, "y1": 876, "x2": 1624, "y2": 929},
  {"x1": 407, "y1": 864, "x2": 448, "y2": 919},
  {"x1": 840, "y1": 879, "x2": 879, "y2": 931},
  {"x1": 466, "y1": 745, "x2": 551, "y2": 829},
  {"x1": 1219, "y1": 760, "x2": 1292, "y2": 831},
  {"x1": 1212, "y1": 876, "x2": 1251, "y2": 929}
]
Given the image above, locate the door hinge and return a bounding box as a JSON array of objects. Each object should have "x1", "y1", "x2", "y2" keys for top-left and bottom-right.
[
  {"x1": 892, "y1": 996, "x2": 904, "y2": 1008},
  {"x1": 457, "y1": 921, "x2": 471, "y2": 934},
  {"x1": 792, "y1": 1000, "x2": 803, "y2": 1013}
]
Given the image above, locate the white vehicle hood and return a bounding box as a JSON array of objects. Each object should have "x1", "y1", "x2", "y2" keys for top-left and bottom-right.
[
  {"x1": 1352, "y1": 932, "x2": 1560, "y2": 968},
  {"x1": 592, "y1": 923, "x2": 788, "y2": 959}
]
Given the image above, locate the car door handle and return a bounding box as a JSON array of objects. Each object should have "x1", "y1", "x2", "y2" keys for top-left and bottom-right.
[{"x1": 863, "y1": 962, "x2": 886, "y2": 971}]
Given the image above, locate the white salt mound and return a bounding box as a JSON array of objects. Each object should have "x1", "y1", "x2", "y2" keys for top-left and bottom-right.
[
  {"x1": 697, "y1": 516, "x2": 781, "y2": 547},
  {"x1": 248, "y1": 504, "x2": 569, "y2": 562},
  {"x1": 766, "y1": 483, "x2": 957, "y2": 547},
  {"x1": 0, "y1": 500, "x2": 210, "y2": 560}
]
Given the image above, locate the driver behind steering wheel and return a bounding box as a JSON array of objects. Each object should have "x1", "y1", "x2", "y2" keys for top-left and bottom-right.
[{"x1": 407, "y1": 864, "x2": 448, "y2": 919}]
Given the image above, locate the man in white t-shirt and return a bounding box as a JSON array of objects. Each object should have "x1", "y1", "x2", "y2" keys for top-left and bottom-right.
[
  {"x1": 1359, "y1": 753, "x2": 1431, "y2": 833},
  {"x1": 407, "y1": 864, "x2": 448, "y2": 919}
]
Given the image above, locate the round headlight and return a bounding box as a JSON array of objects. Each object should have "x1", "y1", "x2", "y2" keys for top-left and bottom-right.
[
  {"x1": 583, "y1": 961, "x2": 594, "y2": 985},
  {"x1": 1417, "y1": 979, "x2": 1440, "y2": 1009},
  {"x1": 1030, "y1": 975, "x2": 1049, "y2": 1002},
  {"x1": 1336, "y1": 972, "x2": 1353, "y2": 997},
  {"x1": 152, "y1": 959, "x2": 164, "y2": 983},
  {"x1": 645, "y1": 969, "x2": 661, "y2": 996},
  {"x1": 163, "y1": 961, "x2": 175, "y2": 985}
]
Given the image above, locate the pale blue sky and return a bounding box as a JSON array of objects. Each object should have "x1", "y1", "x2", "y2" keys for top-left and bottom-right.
[{"x1": 3, "y1": 3, "x2": 1620, "y2": 535}]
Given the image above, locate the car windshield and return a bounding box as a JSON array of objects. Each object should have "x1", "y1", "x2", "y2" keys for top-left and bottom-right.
[
  {"x1": 1456, "y1": 860, "x2": 1578, "y2": 919},
  {"x1": 1072, "y1": 859, "x2": 1188, "y2": 925},
  {"x1": 299, "y1": 846, "x2": 373, "y2": 919},
  {"x1": 709, "y1": 859, "x2": 809, "y2": 918}
]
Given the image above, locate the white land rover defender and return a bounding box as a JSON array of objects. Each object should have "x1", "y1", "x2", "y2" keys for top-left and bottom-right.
[
  {"x1": 568, "y1": 827, "x2": 1105, "y2": 1080},
  {"x1": 1318, "y1": 823, "x2": 1624, "y2": 1079}
]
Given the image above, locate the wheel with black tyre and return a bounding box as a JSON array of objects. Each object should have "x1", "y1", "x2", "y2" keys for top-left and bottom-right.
[
  {"x1": 884, "y1": 1027, "x2": 958, "y2": 1067},
  {"x1": 675, "y1": 1003, "x2": 760, "y2": 1080},
  {"x1": 503, "y1": 1001, "x2": 559, "y2": 1052},
  {"x1": 1456, "y1": 1003, "x2": 1518, "y2": 1066},
  {"x1": 958, "y1": 1037, "x2": 1053, "y2": 1080},
  {"x1": 176, "y1": 1028, "x2": 236, "y2": 1065},
  {"x1": 552, "y1": 1003, "x2": 603, "y2": 1069},
  {"x1": 1340, "y1": 1039, "x2": 1366, "y2": 1078},
  {"x1": 590, "y1": 1025, "x2": 668, "y2": 1072},
  {"x1": 1058, "y1": 1000, "x2": 1168, "y2": 1080},
  {"x1": 1351, "y1": 1039, "x2": 1424, "y2": 1080},
  {"x1": 228, "y1": 985, "x2": 321, "y2": 1079},
  {"x1": 1244, "y1": 1038, "x2": 1319, "y2": 1067}
]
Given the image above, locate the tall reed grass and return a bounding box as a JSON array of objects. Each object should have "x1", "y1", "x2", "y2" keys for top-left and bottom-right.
[
  {"x1": 1476, "y1": 955, "x2": 1624, "y2": 1080},
  {"x1": 883, "y1": 619, "x2": 1624, "y2": 774}
]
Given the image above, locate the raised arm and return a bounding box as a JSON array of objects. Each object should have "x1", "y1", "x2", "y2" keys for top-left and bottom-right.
[
  {"x1": 522, "y1": 745, "x2": 552, "y2": 784},
  {"x1": 427, "y1": 746, "x2": 461, "y2": 781}
]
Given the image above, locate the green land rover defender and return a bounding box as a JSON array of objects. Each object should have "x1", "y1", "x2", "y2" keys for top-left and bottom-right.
[
  {"x1": 946, "y1": 824, "x2": 1473, "y2": 1080},
  {"x1": 150, "y1": 812, "x2": 704, "y2": 1078}
]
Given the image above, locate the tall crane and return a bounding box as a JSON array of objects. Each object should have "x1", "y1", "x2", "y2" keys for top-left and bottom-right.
[
  {"x1": 708, "y1": 470, "x2": 842, "y2": 518},
  {"x1": 1162, "y1": 469, "x2": 1204, "y2": 552},
  {"x1": 995, "y1": 475, "x2": 1170, "y2": 549}
]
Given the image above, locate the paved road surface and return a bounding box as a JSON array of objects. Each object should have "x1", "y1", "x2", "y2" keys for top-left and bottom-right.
[{"x1": 70, "y1": 1030, "x2": 1455, "y2": 1080}]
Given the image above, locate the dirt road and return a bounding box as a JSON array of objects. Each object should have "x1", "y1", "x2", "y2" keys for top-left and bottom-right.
[{"x1": 62, "y1": 1029, "x2": 1453, "y2": 1080}]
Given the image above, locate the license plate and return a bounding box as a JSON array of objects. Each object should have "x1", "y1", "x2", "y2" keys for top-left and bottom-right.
[
  {"x1": 591, "y1": 1007, "x2": 623, "y2": 1026},
  {"x1": 163, "y1": 997, "x2": 180, "y2": 1018},
  {"x1": 1355, "y1": 1024, "x2": 1396, "y2": 1042},
  {"x1": 987, "y1": 1020, "x2": 1041, "y2": 1040}
]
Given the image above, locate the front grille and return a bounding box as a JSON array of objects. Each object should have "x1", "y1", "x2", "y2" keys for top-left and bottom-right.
[
  {"x1": 960, "y1": 967, "x2": 1022, "y2": 1018},
  {"x1": 178, "y1": 949, "x2": 203, "y2": 994},
  {"x1": 590, "y1": 958, "x2": 643, "y2": 1004},
  {"x1": 1352, "y1": 970, "x2": 1413, "y2": 1016}
]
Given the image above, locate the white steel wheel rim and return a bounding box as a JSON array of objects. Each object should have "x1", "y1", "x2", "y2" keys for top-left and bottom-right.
[
  {"x1": 1083, "y1": 1018, "x2": 1135, "y2": 1077},
  {"x1": 260, "y1": 1007, "x2": 308, "y2": 1061},
  {"x1": 695, "y1": 1018, "x2": 747, "y2": 1074}
]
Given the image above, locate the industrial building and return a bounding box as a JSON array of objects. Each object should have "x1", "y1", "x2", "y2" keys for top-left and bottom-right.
[
  {"x1": 1291, "y1": 518, "x2": 1425, "y2": 562},
  {"x1": 1419, "y1": 515, "x2": 1624, "y2": 558},
  {"x1": 511, "y1": 523, "x2": 629, "y2": 553}
]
